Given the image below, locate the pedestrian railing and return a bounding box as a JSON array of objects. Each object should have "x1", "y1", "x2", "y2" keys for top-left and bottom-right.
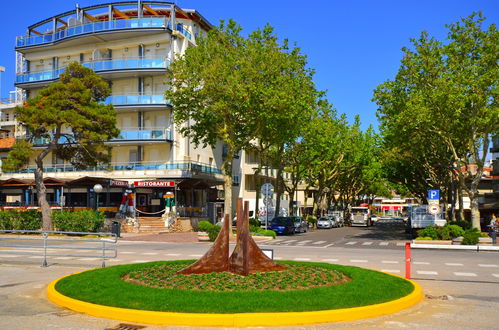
[{"x1": 0, "y1": 229, "x2": 117, "y2": 267}]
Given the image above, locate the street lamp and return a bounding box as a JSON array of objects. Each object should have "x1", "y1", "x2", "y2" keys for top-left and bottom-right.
[
  {"x1": 93, "y1": 184, "x2": 103, "y2": 211},
  {"x1": 0, "y1": 66, "x2": 5, "y2": 99}
]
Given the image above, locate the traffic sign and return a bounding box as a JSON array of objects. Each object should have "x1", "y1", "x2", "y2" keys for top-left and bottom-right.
[
  {"x1": 428, "y1": 204, "x2": 440, "y2": 215},
  {"x1": 428, "y1": 190, "x2": 440, "y2": 200},
  {"x1": 261, "y1": 183, "x2": 274, "y2": 196}
]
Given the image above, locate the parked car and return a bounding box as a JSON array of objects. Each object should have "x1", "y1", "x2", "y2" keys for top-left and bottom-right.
[
  {"x1": 292, "y1": 216, "x2": 308, "y2": 233},
  {"x1": 269, "y1": 217, "x2": 295, "y2": 235},
  {"x1": 328, "y1": 216, "x2": 342, "y2": 227},
  {"x1": 371, "y1": 214, "x2": 378, "y2": 224},
  {"x1": 317, "y1": 217, "x2": 333, "y2": 229}
]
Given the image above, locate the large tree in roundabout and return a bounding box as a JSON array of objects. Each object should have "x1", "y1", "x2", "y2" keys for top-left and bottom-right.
[
  {"x1": 373, "y1": 12, "x2": 498, "y2": 229},
  {"x1": 165, "y1": 20, "x2": 318, "y2": 220},
  {"x1": 2, "y1": 62, "x2": 119, "y2": 230}
]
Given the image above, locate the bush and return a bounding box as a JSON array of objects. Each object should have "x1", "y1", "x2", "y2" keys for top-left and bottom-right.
[
  {"x1": 0, "y1": 210, "x2": 42, "y2": 230},
  {"x1": 417, "y1": 226, "x2": 439, "y2": 240},
  {"x1": 307, "y1": 216, "x2": 316, "y2": 227},
  {"x1": 444, "y1": 224, "x2": 465, "y2": 238},
  {"x1": 197, "y1": 221, "x2": 212, "y2": 232},
  {"x1": 207, "y1": 225, "x2": 221, "y2": 242},
  {"x1": 448, "y1": 220, "x2": 472, "y2": 230},
  {"x1": 261, "y1": 229, "x2": 276, "y2": 238},
  {"x1": 249, "y1": 217, "x2": 261, "y2": 227},
  {"x1": 437, "y1": 226, "x2": 452, "y2": 240},
  {"x1": 52, "y1": 210, "x2": 104, "y2": 232},
  {"x1": 461, "y1": 228, "x2": 481, "y2": 245},
  {"x1": 415, "y1": 236, "x2": 434, "y2": 240}
]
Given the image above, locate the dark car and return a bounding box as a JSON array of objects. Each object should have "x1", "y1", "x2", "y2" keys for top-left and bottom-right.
[{"x1": 269, "y1": 217, "x2": 296, "y2": 235}]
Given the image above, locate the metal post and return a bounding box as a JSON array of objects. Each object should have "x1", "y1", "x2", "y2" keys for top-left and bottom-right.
[
  {"x1": 101, "y1": 240, "x2": 106, "y2": 267},
  {"x1": 405, "y1": 242, "x2": 411, "y2": 279},
  {"x1": 42, "y1": 232, "x2": 48, "y2": 267}
]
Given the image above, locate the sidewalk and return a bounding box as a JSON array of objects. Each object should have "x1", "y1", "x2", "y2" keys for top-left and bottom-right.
[{"x1": 119, "y1": 232, "x2": 274, "y2": 243}]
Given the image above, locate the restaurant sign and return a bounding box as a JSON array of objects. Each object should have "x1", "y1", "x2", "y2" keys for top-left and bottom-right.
[
  {"x1": 110, "y1": 179, "x2": 129, "y2": 187},
  {"x1": 134, "y1": 180, "x2": 175, "y2": 187}
]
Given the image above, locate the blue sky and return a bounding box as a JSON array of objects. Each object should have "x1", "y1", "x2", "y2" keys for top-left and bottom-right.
[{"x1": 0, "y1": 0, "x2": 497, "y2": 129}]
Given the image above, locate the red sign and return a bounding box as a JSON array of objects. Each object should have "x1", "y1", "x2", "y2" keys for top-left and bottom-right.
[
  {"x1": 134, "y1": 180, "x2": 175, "y2": 188},
  {"x1": 110, "y1": 179, "x2": 129, "y2": 187}
]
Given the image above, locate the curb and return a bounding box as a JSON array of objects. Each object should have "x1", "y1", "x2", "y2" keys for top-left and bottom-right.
[
  {"x1": 411, "y1": 243, "x2": 499, "y2": 251},
  {"x1": 47, "y1": 271, "x2": 423, "y2": 327}
]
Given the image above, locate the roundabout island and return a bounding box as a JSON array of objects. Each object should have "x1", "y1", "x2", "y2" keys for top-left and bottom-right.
[{"x1": 47, "y1": 201, "x2": 423, "y2": 327}]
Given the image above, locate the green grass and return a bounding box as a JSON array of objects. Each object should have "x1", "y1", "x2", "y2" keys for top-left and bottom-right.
[{"x1": 55, "y1": 260, "x2": 414, "y2": 313}]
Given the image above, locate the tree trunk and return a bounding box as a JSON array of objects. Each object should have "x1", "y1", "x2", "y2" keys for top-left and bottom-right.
[
  {"x1": 222, "y1": 156, "x2": 233, "y2": 231},
  {"x1": 274, "y1": 168, "x2": 283, "y2": 217},
  {"x1": 469, "y1": 192, "x2": 480, "y2": 229},
  {"x1": 34, "y1": 161, "x2": 52, "y2": 230},
  {"x1": 457, "y1": 175, "x2": 465, "y2": 221},
  {"x1": 254, "y1": 167, "x2": 261, "y2": 220}
]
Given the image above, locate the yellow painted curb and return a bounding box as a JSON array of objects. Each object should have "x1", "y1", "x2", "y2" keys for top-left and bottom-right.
[{"x1": 47, "y1": 271, "x2": 423, "y2": 327}]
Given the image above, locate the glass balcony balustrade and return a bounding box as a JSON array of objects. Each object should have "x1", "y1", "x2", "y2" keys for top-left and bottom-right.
[
  {"x1": 16, "y1": 57, "x2": 169, "y2": 84},
  {"x1": 104, "y1": 94, "x2": 167, "y2": 106},
  {"x1": 6, "y1": 161, "x2": 222, "y2": 175},
  {"x1": 16, "y1": 17, "x2": 169, "y2": 48},
  {"x1": 22, "y1": 128, "x2": 172, "y2": 146}
]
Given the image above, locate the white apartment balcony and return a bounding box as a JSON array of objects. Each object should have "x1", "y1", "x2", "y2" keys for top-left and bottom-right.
[
  {"x1": 15, "y1": 57, "x2": 170, "y2": 88},
  {"x1": 2, "y1": 161, "x2": 224, "y2": 182},
  {"x1": 104, "y1": 93, "x2": 169, "y2": 108}
]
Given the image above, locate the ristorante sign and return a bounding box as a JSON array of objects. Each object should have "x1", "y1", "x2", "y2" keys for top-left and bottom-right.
[{"x1": 134, "y1": 180, "x2": 175, "y2": 187}]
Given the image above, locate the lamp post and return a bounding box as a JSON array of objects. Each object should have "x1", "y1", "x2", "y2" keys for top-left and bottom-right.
[
  {"x1": 93, "y1": 184, "x2": 103, "y2": 212},
  {"x1": 0, "y1": 66, "x2": 5, "y2": 99}
]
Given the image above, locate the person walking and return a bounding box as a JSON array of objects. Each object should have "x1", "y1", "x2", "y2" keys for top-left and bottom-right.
[{"x1": 490, "y1": 214, "x2": 498, "y2": 245}]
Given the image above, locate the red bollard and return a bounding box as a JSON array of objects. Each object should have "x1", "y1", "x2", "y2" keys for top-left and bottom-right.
[{"x1": 405, "y1": 242, "x2": 411, "y2": 279}]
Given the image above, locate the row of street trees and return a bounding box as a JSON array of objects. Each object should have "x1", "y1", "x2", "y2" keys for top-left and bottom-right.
[
  {"x1": 374, "y1": 12, "x2": 498, "y2": 229},
  {"x1": 166, "y1": 20, "x2": 393, "y2": 220}
]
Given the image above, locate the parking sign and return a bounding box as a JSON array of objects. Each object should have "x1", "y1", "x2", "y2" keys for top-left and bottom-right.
[{"x1": 428, "y1": 190, "x2": 440, "y2": 200}]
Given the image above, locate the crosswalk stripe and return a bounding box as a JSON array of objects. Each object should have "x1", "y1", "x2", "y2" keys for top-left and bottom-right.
[
  {"x1": 478, "y1": 264, "x2": 498, "y2": 268},
  {"x1": 77, "y1": 258, "x2": 99, "y2": 261},
  {"x1": 362, "y1": 242, "x2": 373, "y2": 246},
  {"x1": 350, "y1": 259, "x2": 367, "y2": 263},
  {"x1": 131, "y1": 260, "x2": 149, "y2": 263},
  {"x1": 396, "y1": 242, "x2": 406, "y2": 246},
  {"x1": 417, "y1": 270, "x2": 438, "y2": 275},
  {"x1": 381, "y1": 269, "x2": 400, "y2": 273},
  {"x1": 454, "y1": 272, "x2": 477, "y2": 277},
  {"x1": 189, "y1": 254, "x2": 203, "y2": 257},
  {"x1": 321, "y1": 258, "x2": 339, "y2": 262},
  {"x1": 297, "y1": 240, "x2": 312, "y2": 245},
  {"x1": 54, "y1": 257, "x2": 72, "y2": 260},
  {"x1": 345, "y1": 241, "x2": 358, "y2": 245},
  {"x1": 28, "y1": 256, "x2": 43, "y2": 259},
  {"x1": 121, "y1": 251, "x2": 136, "y2": 254},
  {"x1": 379, "y1": 242, "x2": 389, "y2": 246},
  {"x1": 413, "y1": 261, "x2": 430, "y2": 265},
  {"x1": 382, "y1": 260, "x2": 399, "y2": 264},
  {"x1": 445, "y1": 263, "x2": 463, "y2": 266},
  {"x1": 313, "y1": 241, "x2": 327, "y2": 245},
  {"x1": 324, "y1": 243, "x2": 335, "y2": 248},
  {"x1": 165, "y1": 253, "x2": 180, "y2": 256},
  {"x1": 294, "y1": 258, "x2": 311, "y2": 261},
  {"x1": 142, "y1": 252, "x2": 158, "y2": 255},
  {"x1": 0, "y1": 255, "x2": 18, "y2": 258},
  {"x1": 492, "y1": 274, "x2": 499, "y2": 278}
]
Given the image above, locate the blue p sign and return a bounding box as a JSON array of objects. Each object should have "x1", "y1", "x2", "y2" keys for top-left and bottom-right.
[{"x1": 428, "y1": 190, "x2": 440, "y2": 200}]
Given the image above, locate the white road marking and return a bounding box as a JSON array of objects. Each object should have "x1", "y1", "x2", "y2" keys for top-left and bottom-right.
[
  {"x1": 77, "y1": 258, "x2": 99, "y2": 261},
  {"x1": 381, "y1": 269, "x2": 400, "y2": 273},
  {"x1": 324, "y1": 243, "x2": 335, "y2": 248},
  {"x1": 121, "y1": 251, "x2": 136, "y2": 254},
  {"x1": 445, "y1": 263, "x2": 464, "y2": 266},
  {"x1": 131, "y1": 260, "x2": 149, "y2": 263},
  {"x1": 362, "y1": 242, "x2": 373, "y2": 246},
  {"x1": 165, "y1": 253, "x2": 180, "y2": 256},
  {"x1": 396, "y1": 242, "x2": 406, "y2": 246},
  {"x1": 274, "y1": 257, "x2": 283, "y2": 260},
  {"x1": 282, "y1": 240, "x2": 297, "y2": 243},
  {"x1": 417, "y1": 270, "x2": 438, "y2": 275},
  {"x1": 492, "y1": 274, "x2": 499, "y2": 278},
  {"x1": 297, "y1": 240, "x2": 312, "y2": 245},
  {"x1": 142, "y1": 252, "x2": 158, "y2": 255},
  {"x1": 189, "y1": 254, "x2": 203, "y2": 257},
  {"x1": 0, "y1": 255, "x2": 18, "y2": 258},
  {"x1": 382, "y1": 260, "x2": 399, "y2": 264},
  {"x1": 294, "y1": 258, "x2": 311, "y2": 261},
  {"x1": 28, "y1": 256, "x2": 43, "y2": 259},
  {"x1": 379, "y1": 242, "x2": 389, "y2": 246},
  {"x1": 313, "y1": 241, "x2": 327, "y2": 245},
  {"x1": 321, "y1": 258, "x2": 339, "y2": 262},
  {"x1": 413, "y1": 261, "x2": 430, "y2": 265},
  {"x1": 53, "y1": 257, "x2": 72, "y2": 260},
  {"x1": 453, "y1": 272, "x2": 477, "y2": 277},
  {"x1": 345, "y1": 241, "x2": 358, "y2": 245},
  {"x1": 350, "y1": 259, "x2": 368, "y2": 263},
  {"x1": 478, "y1": 264, "x2": 498, "y2": 268}
]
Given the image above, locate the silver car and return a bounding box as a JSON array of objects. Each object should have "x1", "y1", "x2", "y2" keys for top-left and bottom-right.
[
  {"x1": 292, "y1": 216, "x2": 308, "y2": 233},
  {"x1": 317, "y1": 217, "x2": 333, "y2": 229}
]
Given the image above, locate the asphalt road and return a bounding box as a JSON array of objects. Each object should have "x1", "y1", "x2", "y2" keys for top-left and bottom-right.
[{"x1": 1, "y1": 222, "x2": 499, "y2": 329}]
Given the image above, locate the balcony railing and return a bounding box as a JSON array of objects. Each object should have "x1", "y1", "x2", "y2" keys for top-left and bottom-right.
[
  {"x1": 15, "y1": 57, "x2": 170, "y2": 84},
  {"x1": 5, "y1": 161, "x2": 222, "y2": 175},
  {"x1": 23, "y1": 128, "x2": 172, "y2": 146},
  {"x1": 16, "y1": 17, "x2": 169, "y2": 48},
  {"x1": 113, "y1": 128, "x2": 172, "y2": 141},
  {"x1": 104, "y1": 94, "x2": 167, "y2": 106}
]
